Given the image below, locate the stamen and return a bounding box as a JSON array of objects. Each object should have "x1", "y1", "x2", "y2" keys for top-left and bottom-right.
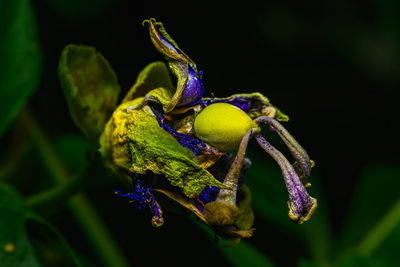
[
  {"x1": 203, "y1": 128, "x2": 256, "y2": 226},
  {"x1": 114, "y1": 179, "x2": 164, "y2": 227},
  {"x1": 198, "y1": 186, "x2": 219, "y2": 204},
  {"x1": 255, "y1": 133, "x2": 316, "y2": 224},
  {"x1": 255, "y1": 116, "x2": 312, "y2": 183}
]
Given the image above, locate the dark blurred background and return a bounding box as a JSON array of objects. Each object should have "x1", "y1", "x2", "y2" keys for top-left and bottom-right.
[{"x1": 5, "y1": 0, "x2": 399, "y2": 265}]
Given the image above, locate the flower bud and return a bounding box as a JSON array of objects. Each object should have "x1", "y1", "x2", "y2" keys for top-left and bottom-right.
[{"x1": 194, "y1": 103, "x2": 259, "y2": 151}]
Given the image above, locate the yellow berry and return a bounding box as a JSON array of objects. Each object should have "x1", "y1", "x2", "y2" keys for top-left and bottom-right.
[{"x1": 194, "y1": 103, "x2": 258, "y2": 151}]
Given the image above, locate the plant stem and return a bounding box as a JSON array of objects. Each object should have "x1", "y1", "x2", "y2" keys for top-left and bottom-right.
[
  {"x1": 20, "y1": 108, "x2": 130, "y2": 267},
  {"x1": 25, "y1": 168, "x2": 85, "y2": 208},
  {"x1": 0, "y1": 124, "x2": 30, "y2": 180},
  {"x1": 356, "y1": 197, "x2": 400, "y2": 256}
]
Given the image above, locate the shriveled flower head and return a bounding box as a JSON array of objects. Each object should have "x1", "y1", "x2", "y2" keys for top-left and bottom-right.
[{"x1": 58, "y1": 18, "x2": 317, "y2": 241}]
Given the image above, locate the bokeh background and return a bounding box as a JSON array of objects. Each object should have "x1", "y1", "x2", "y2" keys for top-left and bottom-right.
[{"x1": 1, "y1": 0, "x2": 399, "y2": 266}]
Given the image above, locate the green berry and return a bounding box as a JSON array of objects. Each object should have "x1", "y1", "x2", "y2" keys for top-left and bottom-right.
[{"x1": 194, "y1": 103, "x2": 258, "y2": 151}]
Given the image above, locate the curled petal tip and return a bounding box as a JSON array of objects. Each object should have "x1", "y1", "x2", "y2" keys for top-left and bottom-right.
[
  {"x1": 142, "y1": 17, "x2": 156, "y2": 27},
  {"x1": 152, "y1": 215, "x2": 164, "y2": 227},
  {"x1": 288, "y1": 197, "x2": 317, "y2": 224},
  {"x1": 311, "y1": 160, "x2": 315, "y2": 168}
]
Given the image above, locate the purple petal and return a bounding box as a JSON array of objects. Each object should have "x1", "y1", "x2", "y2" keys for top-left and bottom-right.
[{"x1": 176, "y1": 67, "x2": 203, "y2": 107}]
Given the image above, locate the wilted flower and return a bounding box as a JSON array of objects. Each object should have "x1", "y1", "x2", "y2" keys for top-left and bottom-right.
[{"x1": 58, "y1": 18, "x2": 317, "y2": 240}]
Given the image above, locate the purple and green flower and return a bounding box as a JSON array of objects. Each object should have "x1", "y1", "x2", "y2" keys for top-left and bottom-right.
[{"x1": 58, "y1": 18, "x2": 317, "y2": 240}]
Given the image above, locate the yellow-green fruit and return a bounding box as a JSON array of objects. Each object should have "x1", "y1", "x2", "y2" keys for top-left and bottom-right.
[{"x1": 194, "y1": 103, "x2": 258, "y2": 151}]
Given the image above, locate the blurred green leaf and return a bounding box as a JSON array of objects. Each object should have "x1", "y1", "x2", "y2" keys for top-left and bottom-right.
[
  {"x1": 336, "y1": 253, "x2": 394, "y2": 267},
  {"x1": 259, "y1": 9, "x2": 304, "y2": 47},
  {"x1": 337, "y1": 164, "x2": 400, "y2": 247},
  {"x1": 53, "y1": 134, "x2": 89, "y2": 172},
  {"x1": 221, "y1": 241, "x2": 276, "y2": 267},
  {"x1": 297, "y1": 258, "x2": 319, "y2": 267},
  {"x1": 191, "y1": 215, "x2": 275, "y2": 266},
  {"x1": 0, "y1": 0, "x2": 41, "y2": 136},
  {"x1": 0, "y1": 183, "x2": 79, "y2": 266},
  {"x1": 337, "y1": 164, "x2": 400, "y2": 266},
  {"x1": 245, "y1": 157, "x2": 294, "y2": 229},
  {"x1": 44, "y1": 0, "x2": 116, "y2": 20},
  {"x1": 58, "y1": 44, "x2": 120, "y2": 139},
  {"x1": 375, "y1": 221, "x2": 400, "y2": 266}
]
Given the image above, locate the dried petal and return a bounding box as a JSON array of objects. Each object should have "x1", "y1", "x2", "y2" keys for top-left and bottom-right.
[
  {"x1": 143, "y1": 18, "x2": 203, "y2": 112},
  {"x1": 202, "y1": 92, "x2": 289, "y2": 121}
]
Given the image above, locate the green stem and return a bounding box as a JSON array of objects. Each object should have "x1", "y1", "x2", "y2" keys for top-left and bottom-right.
[
  {"x1": 0, "y1": 124, "x2": 30, "y2": 180},
  {"x1": 25, "y1": 168, "x2": 85, "y2": 208},
  {"x1": 20, "y1": 108, "x2": 130, "y2": 267},
  {"x1": 356, "y1": 197, "x2": 400, "y2": 256}
]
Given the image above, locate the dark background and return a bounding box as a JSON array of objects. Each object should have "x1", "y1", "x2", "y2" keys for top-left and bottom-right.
[{"x1": 16, "y1": 0, "x2": 400, "y2": 265}]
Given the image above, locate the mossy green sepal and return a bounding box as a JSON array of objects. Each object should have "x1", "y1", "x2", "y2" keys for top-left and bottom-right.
[
  {"x1": 122, "y1": 61, "x2": 174, "y2": 104},
  {"x1": 122, "y1": 61, "x2": 192, "y2": 113},
  {"x1": 100, "y1": 100, "x2": 226, "y2": 198},
  {"x1": 235, "y1": 184, "x2": 255, "y2": 230},
  {"x1": 58, "y1": 44, "x2": 120, "y2": 139}
]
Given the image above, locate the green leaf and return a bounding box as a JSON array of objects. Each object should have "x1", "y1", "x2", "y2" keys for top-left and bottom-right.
[
  {"x1": 0, "y1": 183, "x2": 79, "y2": 266},
  {"x1": 337, "y1": 164, "x2": 400, "y2": 266},
  {"x1": 337, "y1": 164, "x2": 400, "y2": 248},
  {"x1": 52, "y1": 134, "x2": 89, "y2": 172},
  {"x1": 336, "y1": 253, "x2": 394, "y2": 267},
  {"x1": 221, "y1": 241, "x2": 276, "y2": 267},
  {"x1": 58, "y1": 44, "x2": 120, "y2": 139},
  {"x1": 0, "y1": 0, "x2": 41, "y2": 136},
  {"x1": 25, "y1": 134, "x2": 90, "y2": 209},
  {"x1": 245, "y1": 157, "x2": 294, "y2": 228},
  {"x1": 375, "y1": 221, "x2": 400, "y2": 266},
  {"x1": 297, "y1": 258, "x2": 319, "y2": 267},
  {"x1": 43, "y1": 0, "x2": 116, "y2": 20},
  {"x1": 190, "y1": 215, "x2": 275, "y2": 267}
]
